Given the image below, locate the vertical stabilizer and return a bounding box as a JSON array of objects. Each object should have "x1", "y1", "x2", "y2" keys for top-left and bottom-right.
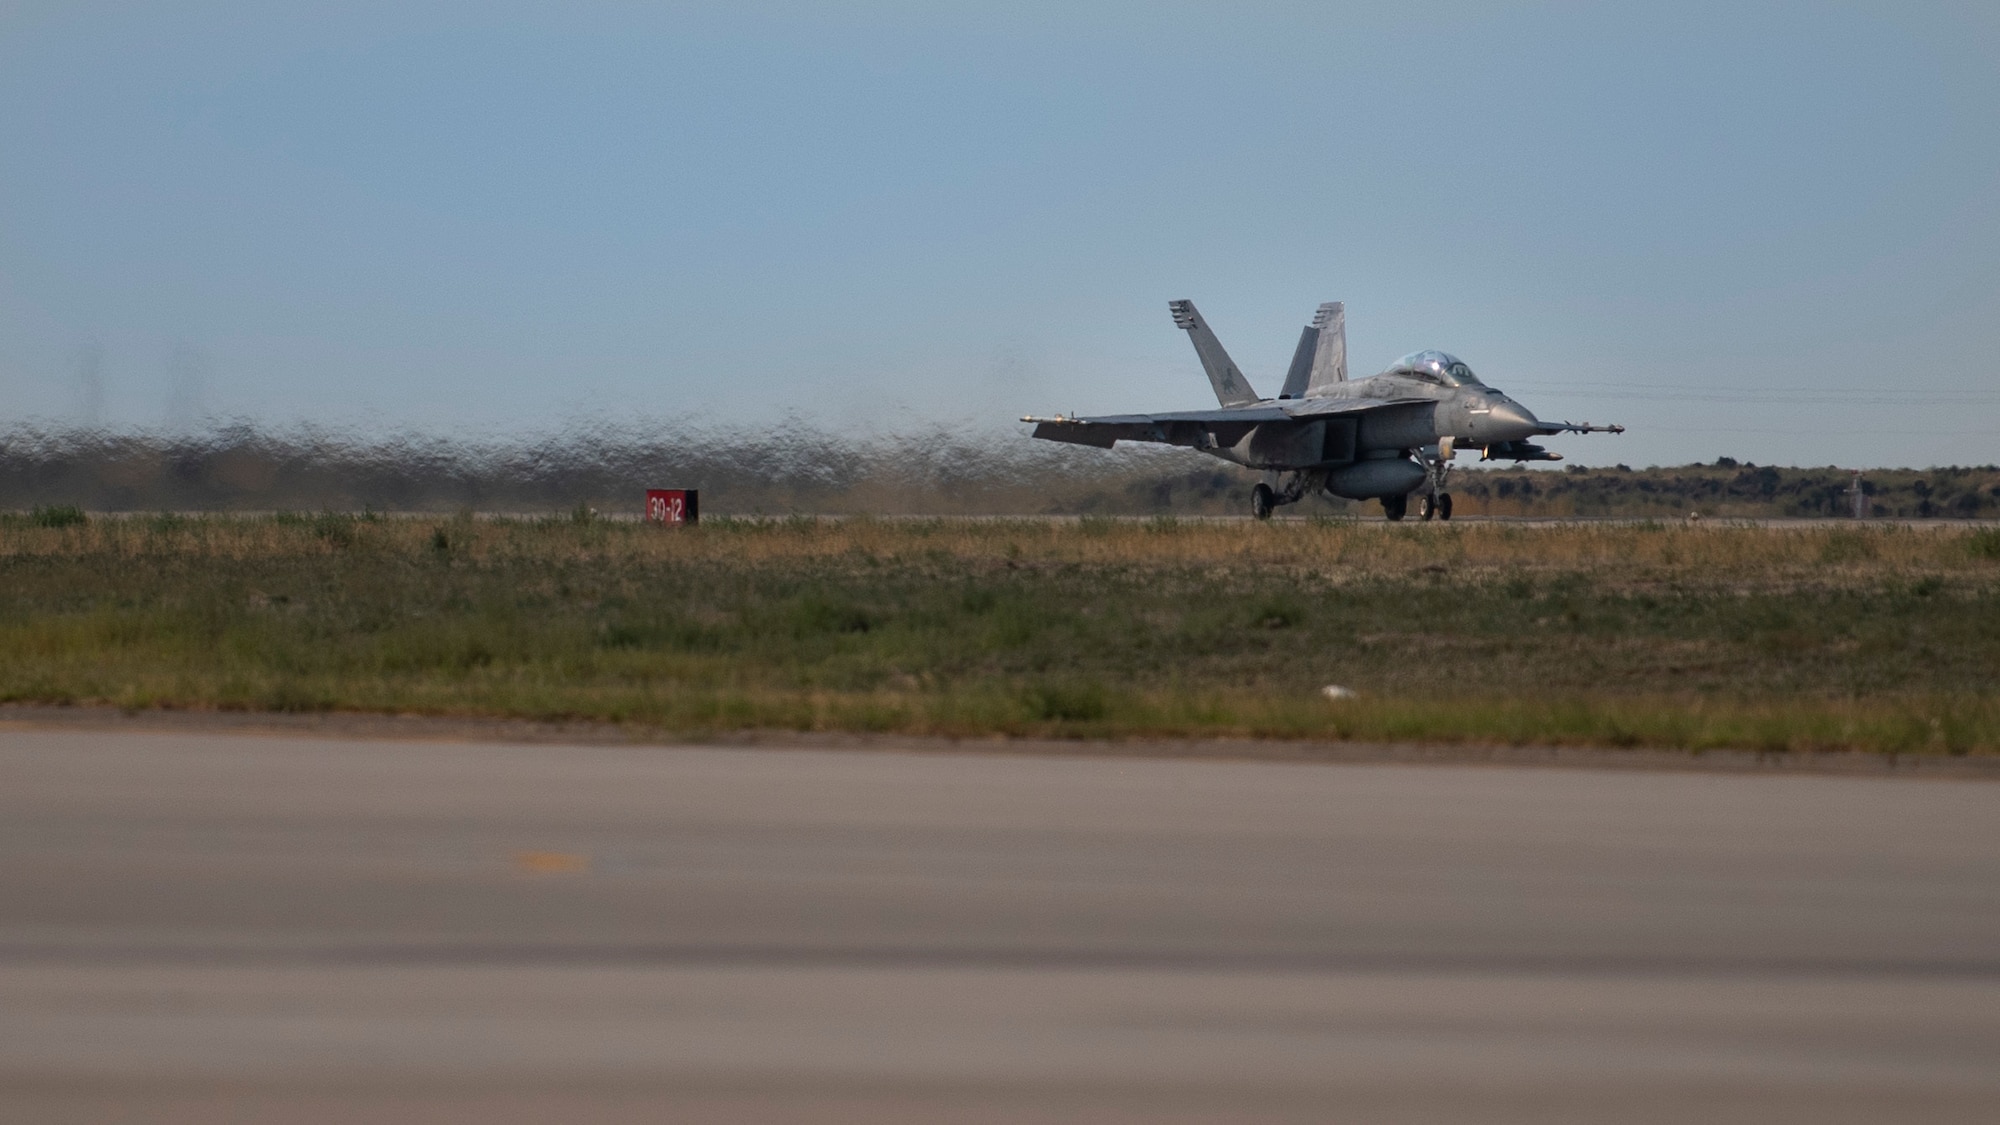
[
  {"x1": 1168, "y1": 300, "x2": 1260, "y2": 406},
  {"x1": 1279, "y1": 325, "x2": 1318, "y2": 399},
  {"x1": 1306, "y1": 302, "x2": 1346, "y2": 393}
]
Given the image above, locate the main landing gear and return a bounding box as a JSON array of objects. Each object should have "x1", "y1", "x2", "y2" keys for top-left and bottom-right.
[
  {"x1": 1248, "y1": 462, "x2": 1454, "y2": 523},
  {"x1": 1383, "y1": 490, "x2": 1451, "y2": 522},
  {"x1": 1249, "y1": 470, "x2": 1322, "y2": 520}
]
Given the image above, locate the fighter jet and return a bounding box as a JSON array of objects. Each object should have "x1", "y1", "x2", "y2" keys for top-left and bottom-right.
[{"x1": 1025, "y1": 300, "x2": 1623, "y2": 520}]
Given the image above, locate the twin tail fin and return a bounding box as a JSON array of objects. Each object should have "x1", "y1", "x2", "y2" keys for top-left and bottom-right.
[
  {"x1": 1168, "y1": 300, "x2": 1260, "y2": 406},
  {"x1": 1306, "y1": 301, "x2": 1346, "y2": 393},
  {"x1": 1171, "y1": 298, "x2": 1346, "y2": 405}
]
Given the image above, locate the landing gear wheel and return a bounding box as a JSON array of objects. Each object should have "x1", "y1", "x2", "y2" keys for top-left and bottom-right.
[
  {"x1": 1419, "y1": 495, "x2": 1437, "y2": 521},
  {"x1": 1382, "y1": 493, "x2": 1408, "y2": 522},
  {"x1": 1437, "y1": 493, "x2": 1453, "y2": 521},
  {"x1": 1251, "y1": 483, "x2": 1275, "y2": 521}
]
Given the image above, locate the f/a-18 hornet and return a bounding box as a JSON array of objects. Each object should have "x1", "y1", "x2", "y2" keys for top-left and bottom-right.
[{"x1": 1026, "y1": 301, "x2": 1623, "y2": 520}]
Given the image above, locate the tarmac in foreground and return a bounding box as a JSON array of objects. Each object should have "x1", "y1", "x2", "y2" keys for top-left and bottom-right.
[{"x1": 1, "y1": 728, "x2": 1996, "y2": 1123}]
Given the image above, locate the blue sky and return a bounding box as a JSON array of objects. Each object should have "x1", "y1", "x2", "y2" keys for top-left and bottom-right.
[{"x1": 2, "y1": 1, "x2": 1997, "y2": 467}]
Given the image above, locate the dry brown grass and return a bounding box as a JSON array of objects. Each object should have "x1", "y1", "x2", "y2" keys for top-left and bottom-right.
[{"x1": 5, "y1": 515, "x2": 1989, "y2": 588}]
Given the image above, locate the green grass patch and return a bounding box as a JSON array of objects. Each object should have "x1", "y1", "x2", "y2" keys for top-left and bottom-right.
[{"x1": 0, "y1": 515, "x2": 1996, "y2": 755}]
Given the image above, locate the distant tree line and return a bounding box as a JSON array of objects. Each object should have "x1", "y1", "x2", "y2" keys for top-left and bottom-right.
[
  {"x1": 1, "y1": 424, "x2": 1994, "y2": 518},
  {"x1": 1449, "y1": 459, "x2": 2000, "y2": 519}
]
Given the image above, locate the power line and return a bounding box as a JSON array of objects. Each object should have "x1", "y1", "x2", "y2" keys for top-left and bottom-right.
[
  {"x1": 1500, "y1": 389, "x2": 1996, "y2": 405},
  {"x1": 1634, "y1": 427, "x2": 1999, "y2": 436},
  {"x1": 1496, "y1": 381, "x2": 1996, "y2": 405}
]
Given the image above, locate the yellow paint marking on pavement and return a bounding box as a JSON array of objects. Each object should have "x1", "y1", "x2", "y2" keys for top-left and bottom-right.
[{"x1": 512, "y1": 851, "x2": 589, "y2": 875}]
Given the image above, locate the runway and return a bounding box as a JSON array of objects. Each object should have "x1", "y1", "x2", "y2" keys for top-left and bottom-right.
[{"x1": 2, "y1": 729, "x2": 1997, "y2": 1122}]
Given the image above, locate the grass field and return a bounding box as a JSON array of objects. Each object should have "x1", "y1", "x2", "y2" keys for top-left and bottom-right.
[{"x1": 3, "y1": 511, "x2": 1998, "y2": 755}]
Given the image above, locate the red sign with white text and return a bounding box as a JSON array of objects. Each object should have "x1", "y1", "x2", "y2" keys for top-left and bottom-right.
[{"x1": 645, "y1": 489, "x2": 698, "y2": 526}]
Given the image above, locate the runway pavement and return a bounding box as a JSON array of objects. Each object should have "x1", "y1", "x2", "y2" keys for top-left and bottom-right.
[{"x1": 2, "y1": 728, "x2": 1996, "y2": 1123}]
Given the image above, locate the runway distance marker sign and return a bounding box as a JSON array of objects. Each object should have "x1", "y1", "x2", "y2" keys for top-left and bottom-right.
[{"x1": 645, "y1": 489, "x2": 699, "y2": 526}]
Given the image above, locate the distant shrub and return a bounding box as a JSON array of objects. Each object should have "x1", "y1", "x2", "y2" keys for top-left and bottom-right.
[
  {"x1": 1967, "y1": 528, "x2": 2000, "y2": 561},
  {"x1": 276, "y1": 510, "x2": 357, "y2": 547},
  {"x1": 1023, "y1": 682, "x2": 1107, "y2": 722},
  {"x1": 788, "y1": 595, "x2": 873, "y2": 636},
  {"x1": 1251, "y1": 598, "x2": 1305, "y2": 629},
  {"x1": 1819, "y1": 530, "x2": 1875, "y2": 565},
  {"x1": 29, "y1": 505, "x2": 87, "y2": 528}
]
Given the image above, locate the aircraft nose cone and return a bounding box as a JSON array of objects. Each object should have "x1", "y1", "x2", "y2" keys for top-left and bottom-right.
[{"x1": 1487, "y1": 400, "x2": 1540, "y2": 441}]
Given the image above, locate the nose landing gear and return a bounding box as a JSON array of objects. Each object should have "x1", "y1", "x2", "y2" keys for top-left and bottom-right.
[{"x1": 1415, "y1": 445, "x2": 1455, "y2": 521}]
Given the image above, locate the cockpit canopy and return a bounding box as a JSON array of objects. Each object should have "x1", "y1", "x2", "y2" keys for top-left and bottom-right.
[{"x1": 1389, "y1": 350, "x2": 1483, "y2": 388}]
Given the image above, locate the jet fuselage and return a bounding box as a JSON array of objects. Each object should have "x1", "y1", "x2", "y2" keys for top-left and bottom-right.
[{"x1": 1025, "y1": 305, "x2": 1621, "y2": 520}]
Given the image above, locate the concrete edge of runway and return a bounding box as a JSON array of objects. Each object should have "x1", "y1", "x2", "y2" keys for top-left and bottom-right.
[{"x1": 2, "y1": 704, "x2": 1995, "y2": 779}]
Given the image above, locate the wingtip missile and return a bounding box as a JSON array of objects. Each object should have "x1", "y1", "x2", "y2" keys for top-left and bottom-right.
[{"x1": 1537, "y1": 420, "x2": 1626, "y2": 435}]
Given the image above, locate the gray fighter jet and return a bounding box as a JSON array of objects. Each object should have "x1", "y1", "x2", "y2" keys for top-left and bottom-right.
[{"x1": 1025, "y1": 300, "x2": 1623, "y2": 520}]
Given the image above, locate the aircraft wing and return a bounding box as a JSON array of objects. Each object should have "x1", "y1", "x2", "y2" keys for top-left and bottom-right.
[
  {"x1": 1024, "y1": 397, "x2": 1429, "y2": 449},
  {"x1": 1023, "y1": 405, "x2": 1287, "y2": 449}
]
